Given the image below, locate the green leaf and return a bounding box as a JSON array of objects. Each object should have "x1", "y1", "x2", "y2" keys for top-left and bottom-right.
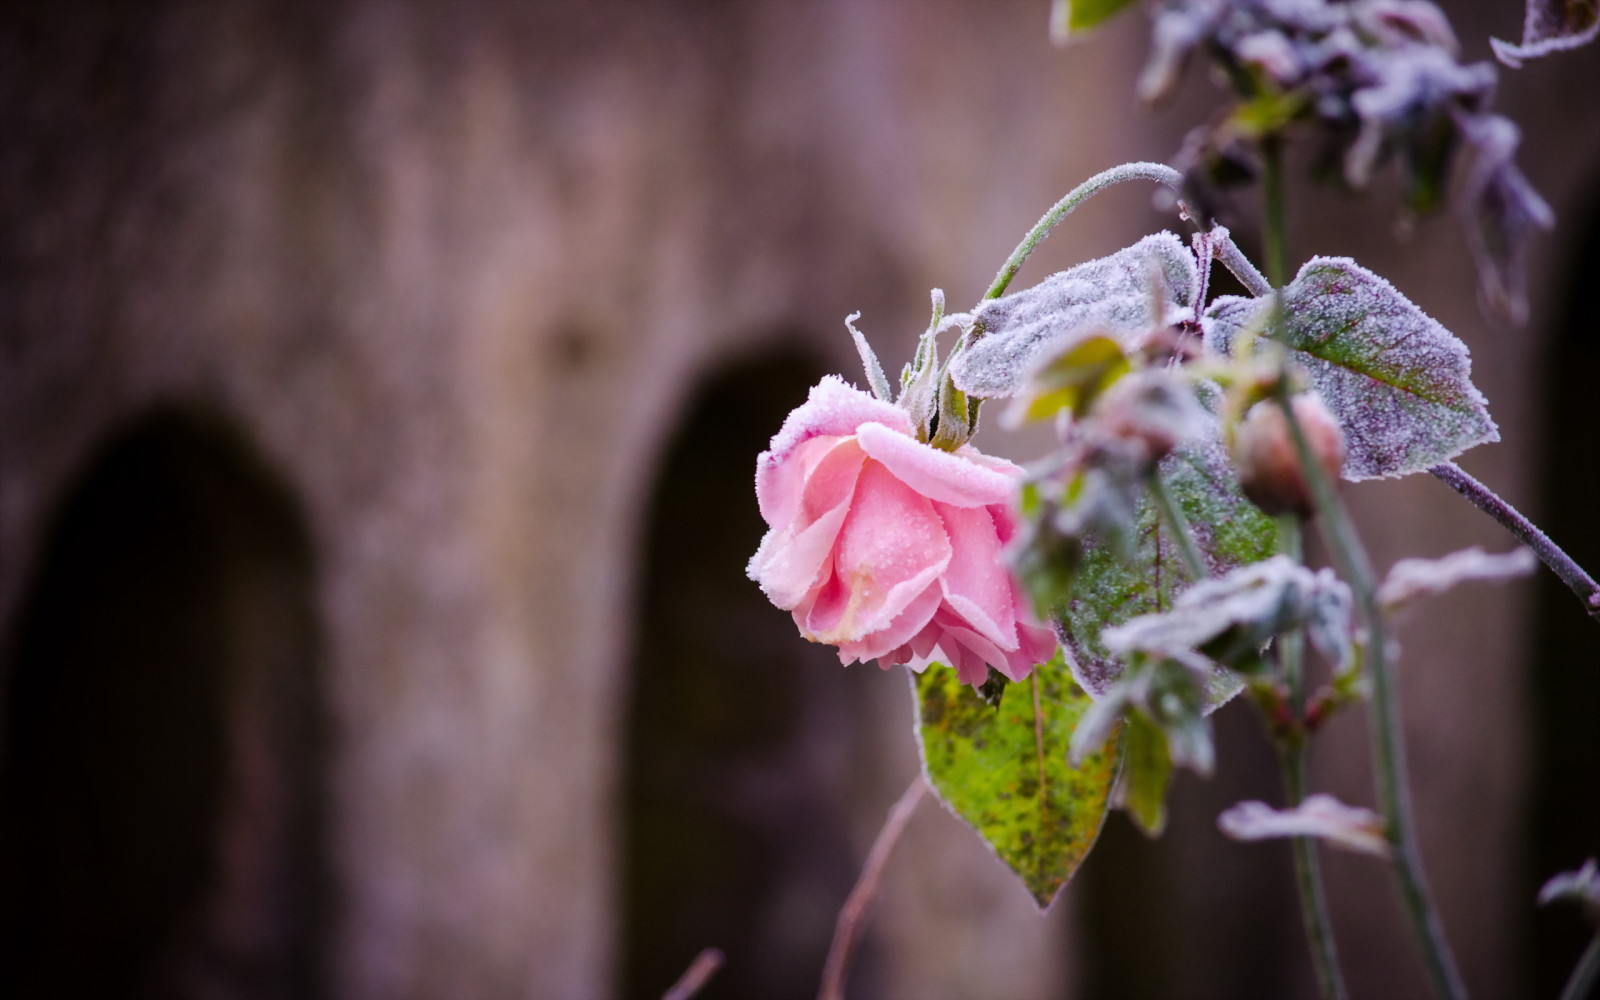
[
  {"x1": 1206, "y1": 257, "x2": 1499, "y2": 480},
  {"x1": 951, "y1": 232, "x2": 1195, "y2": 400},
  {"x1": 1051, "y1": 0, "x2": 1139, "y2": 40},
  {"x1": 912, "y1": 651, "x2": 1118, "y2": 910},
  {"x1": 1056, "y1": 422, "x2": 1279, "y2": 702},
  {"x1": 1116, "y1": 714, "x2": 1173, "y2": 836}
]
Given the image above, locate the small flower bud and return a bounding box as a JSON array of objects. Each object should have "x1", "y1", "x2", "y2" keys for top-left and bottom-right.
[{"x1": 1232, "y1": 395, "x2": 1345, "y2": 517}]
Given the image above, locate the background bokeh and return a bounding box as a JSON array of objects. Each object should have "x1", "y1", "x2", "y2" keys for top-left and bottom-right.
[{"x1": 2, "y1": 2, "x2": 1597, "y2": 998}]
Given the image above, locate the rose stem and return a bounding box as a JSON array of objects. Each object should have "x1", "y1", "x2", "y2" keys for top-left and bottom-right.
[
  {"x1": 1429, "y1": 461, "x2": 1600, "y2": 624},
  {"x1": 818, "y1": 776, "x2": 927, "y2": 1000},
  {"x1": 1276, "y1": 515, "x2": 1348, "y2": 1000},
  {"x1": 662, "y1": 948, "x2": 725, "y2": 1000}
]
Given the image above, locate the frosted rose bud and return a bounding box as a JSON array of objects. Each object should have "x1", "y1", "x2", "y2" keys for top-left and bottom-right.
[
  {"x1": 747, "y1": 376, "x2": 1057, "y2": 686},
  {"x1": 1232, "y1": 394, "x2": 1346, "y2": 517}
]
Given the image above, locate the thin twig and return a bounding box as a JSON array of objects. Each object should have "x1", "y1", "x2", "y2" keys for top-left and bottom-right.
[
  {"x1": 818, "y1": 777, "x2": 928, "y2": 1000},
  {"x1": 1278, "y1": 398, "x2": 1468, "y2": 1000},
  {"x1": 1262, "y1": 141, "x2": 1460, "y2": 998},
  {"x1": 662, "y1": 948, "x2": 725, "y2": 1000},
  {"x1": 1429, "y1": 461, "x2": 1600, "y2": 624},
  {"x1": 1276, "y1": 517, "x2": 1349, "y2": 1000},
  {"x1": 1559, "y1": 932, "x2": 1600, "y2": 1000}
]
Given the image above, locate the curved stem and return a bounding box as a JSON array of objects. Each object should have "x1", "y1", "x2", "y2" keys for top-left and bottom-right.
[
  {"x1": 818, "y1": 777, "x2": 927, "y2": 1000},
  {"x1": 1277, "y1": 399, "x2": 1468, "y2": 1000},
  {"x1": 984, "y1": 162, "x2": 1185, "y2": 300},
  {"x1": 1262, "y1": 140, "x2": 1463, "y2": 998},
  {"x1": 1276, "y1": 518, "x2": 1349, "y2": 1000},
  {"x1": 1559, "y1": 932, "x2": 1600, "y2": 1000},
  {"x1": 1429, "y1": 462, "x2": 1600, "y2": 624}
]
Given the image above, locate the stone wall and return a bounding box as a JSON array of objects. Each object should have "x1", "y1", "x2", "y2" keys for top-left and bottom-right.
[{"x1": 2, "y1": 2, "x2": 1596, "y2": 997}]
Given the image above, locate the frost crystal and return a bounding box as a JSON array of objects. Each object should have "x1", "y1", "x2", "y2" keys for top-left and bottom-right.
[
  {"x1": 1218, "y1": 795, "x2": 1390, "y2": 857},
  {"x1": 950, "y1": 233, "x2": 1196, "y2": 399},
  {"x1": 1205, "y1": 256, "x2": 1498, "y2": 481},
  {"x1": 1492, "y1": 0, "x2": 1600, "y2": 67},
  {"x1": 1377, "y1": 546, "x2": 1536, "y2": 610}
]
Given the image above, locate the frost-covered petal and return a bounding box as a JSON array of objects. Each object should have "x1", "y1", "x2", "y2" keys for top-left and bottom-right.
[
  {"x1": 756, "y1": 433, "x2": 845, "y2": 527},
  {"x1": 855, "y1": 421, "x2": 1017, "y2": 508},
  {"x1": 837, "y1": 582, "x2": 942, "y2": 666},
  {"x1": 748, "y1": 438, "x2": 868, "y2": 607},
  {"x1": 804, "y1": 461, "x2": 951, "y2": 643},
  {"x1": 759, "y1": 375, "x2": 913, "y2": 474},
  {"x1": 937, "y1": 504, "x2": 1017, "y2": 649}
]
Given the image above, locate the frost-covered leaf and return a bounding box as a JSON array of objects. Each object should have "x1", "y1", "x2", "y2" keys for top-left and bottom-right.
[
  {"x1": 1116, "y1": 713, "x2": 1173, "y2": 836},
  {"x1": 913, "y1": 651, "x2": 1118, "y2": 910},
  {"x1": 1492, "y1": 0, "x2": 1599, "y2": 67},
  {"x1": 1218, "y1": 794, "x2": 1390, "y2": 857},
  {"x1": 1103, "y1": 555, "x2": 1352, "y2": 675},
  {"x1": 1378, "y1": 546, "x2": 1537, "y2": 611},
  {"x1": 1057, "y1": 417, "x2": 1278, "y2": 702},
  {"x1": 1538, "y1": 858, "x2": 1600, "y2": 919},
  {"x1": 951, "y1": 233, "x2": 1196, "y2": 399},
  {"x1": 1205, "y1": 257, "x2": 1499, "y2": 480},
  {"x1": 845, "y1": 311, "x2": 892, "y2": 403}
]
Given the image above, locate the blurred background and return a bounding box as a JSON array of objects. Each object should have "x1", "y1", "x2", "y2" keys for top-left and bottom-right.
[{"x1": 2, "y1": 2, "x2": 1597, "y2": 998}]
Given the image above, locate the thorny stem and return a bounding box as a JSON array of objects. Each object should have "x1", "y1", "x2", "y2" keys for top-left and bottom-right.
[
  {"x1": 662, "y1": 949, "x2": 725, "y2": 1000},
  {"x1": 1263, "y1": 139, "x2": 1466, "y2": 1000},
  {"x1": 1559, "y1": 932, "x2": 1600, "y2": 1000},
  {"x1": 1275, "y1": 517, "x2": 1348, "y2": 1000},
  {"x1": 1149, "y1": 471, "x2": 1207, "y2": 581},
  {"x1": 1429, "y1": 461, "x2": 1600, "y2": 624},
  {"x1": 818, "y1": 777, "x2": 927, "y2": 1000}
]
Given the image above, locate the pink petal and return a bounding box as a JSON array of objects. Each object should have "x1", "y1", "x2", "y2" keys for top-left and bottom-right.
[
  {"x1": 855, "y1": 422, "x2": 1018, "y2": 508},
  {"x1": 804, "y1": 461, "x2": 950, "y2": 643},
  {"x1": 936, "y1": 504, "x2": 1016, "y2": 650},
  {"x1": 837, "y1": 581, "x2": 942, "y2": 665},
  {"x1": 759, "y1": 376, "x2": 913, "y2": 479},
  {"x1": 748, "y1": 439, "x2": 868, "y2": 608},
  {"x1": 756, "y1": 433, "x2": 846, "y2": 527}
]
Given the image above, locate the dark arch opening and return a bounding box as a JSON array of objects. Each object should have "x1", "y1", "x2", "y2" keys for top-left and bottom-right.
[
  {"x1": 620, "y1": 347, "x2": 890, "y2": 999},
  {"x1": 1523, "y1": 191, "x2": 1600, "y2": 998},
  {"x1": 0, "y1": 406, "x2": 329, "y2": 998}
]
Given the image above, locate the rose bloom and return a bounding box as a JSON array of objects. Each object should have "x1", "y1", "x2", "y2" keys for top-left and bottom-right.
[{"x1": 747, "y1": 376, "x2": 1056, "y2": 685}]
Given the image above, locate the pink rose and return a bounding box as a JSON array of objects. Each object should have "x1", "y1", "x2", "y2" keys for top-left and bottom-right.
[{"x1": 747, "y1": 375, "x2": 1057, "y2": 685}]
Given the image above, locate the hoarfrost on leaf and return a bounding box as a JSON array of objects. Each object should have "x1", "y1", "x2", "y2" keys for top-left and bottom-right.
[
  {"x1": 1056, "y1": 413, "x2": 1278, "y2": 701},
  {"x1": 1204, "y1": 256, "x2": 1499, "y2": 480},
  {"x1": 1218, "y1": 794, "x2": 1390, "y2": 857},
  {"x1": 1103, "y1": 555, "x2": 1352, "y2": 675},
  {"x1": 950, "y1": 233, "x2": 1197, "y2": 399},
  {"x1": 1492, "y1": 0, "x2": 1599, "y2": 67},
  {"x1": 1537, "y1": 858, "x2": 1600, "y2": 920},
  {"x1": 1377, "y1": 546, "x2": 1537, "y2": 611}
]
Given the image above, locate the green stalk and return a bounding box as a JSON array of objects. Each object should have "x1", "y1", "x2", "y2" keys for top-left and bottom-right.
[
  {"x1": 1275, "y1": 517, "x2": 1347, "y2": 1000},
  {"x1": 983, "y1": 162, "x2": 1185, "y2": 300},
  {"x1": 1262, "y1": 139, "x2": 1464, "y2": 1000}
]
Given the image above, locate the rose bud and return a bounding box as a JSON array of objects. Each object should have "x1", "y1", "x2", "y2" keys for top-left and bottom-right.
[{"x1": 1232, "y1": 394, "x2": 1346, "y2": 517}]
